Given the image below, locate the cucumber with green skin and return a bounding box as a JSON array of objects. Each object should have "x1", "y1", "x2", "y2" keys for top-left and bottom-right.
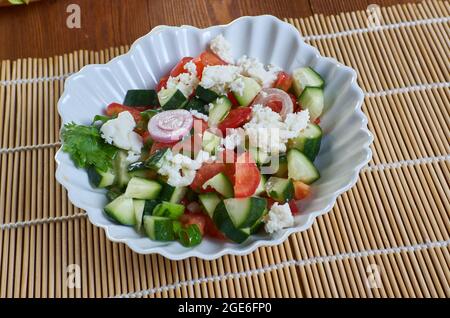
[
  {"x1": 202, "y1": 172, "x2": 234, "y2": 198},
  {"x1": 123, "y1": 89, "x2": 159, "y2": 107},
  {"x1": 298, "y1": 87, "x2": 324, "y2": 121},
  {"x1": 253, "y1": 174, "x2": 267, "y2": 196},
  {"x1": 184, "y1": 97, "x2": 208, "y2": 114},
  {"x1": 133, "y1": 199, "x2": 162, "y2": 231},
  {"x1": 124, "y1": 177, "x2": 162, "y2": 200},
  {"x1": 144, "y1": 148, "x2": 170, "y2": 170},
  {"x1": 292, "y1": 67, "x2": 324, "y2": 97},
  {"x1": 160, "y1": 183, "x2": 187, "y2": 203},
  {"x1": 208, "y1": 96, "x2": 232, "y2": 126},
  {"x1": 143, "y1": 215, "x2": 175, "y2": 241},
  {"x1": 265, "y1": 177, "x2": 294, "y2": 203},
  {"x1": 287, "y1": 149, "x2": 320, "y2": 184},
  {"x1": 104, "y1": 195, "x2": 136, "y2": 225},
  {"x1": 195, "y1": 86, "x2": 219, "y2": 103},
  {"x1": 198, "y1": 192, "x2": 221, "y2": 218},
  {"x1": 158, "y1": 88, "x2": 187, "y2": 110},
  {"x1": 288, "y1": 123, "x2": 322, "y2": 161},
  {"x1": 113, "y1": 150, "x2": 131, "y2": 189},
  {"x1": 202, "y1": 131, "x2": 221, "y2": 154},
  {"x1": 232, "y1": 76, "x2": 261, "y2": 107},
  {"x1": 213, "y1": 202, "x2": 250, "y2": 243},
  {"x1": 152, "y1": 201, "x2": 185, "y2": 220},
  {"x1": 87, "y1": 166, "x2": 115, "y2": 188},
  {"x1": 223, "y1": 197, "x2": 267, "y2": 229}
]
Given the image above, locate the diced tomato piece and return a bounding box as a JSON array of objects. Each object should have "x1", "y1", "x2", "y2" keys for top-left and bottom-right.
[
  {"x1": 293, "y1": 180, "x2": 311, "y2": 200},
  {"x1": 105, "y1": 103, "x2": 144, "y2": 123},
  {"x1": 227, "y1": 92, "x2": 240, "y2": 107},
  {"x1": 179, "y1": 197, "x2": 190, "y2": 207},
  {"x1": 267, "y1": 197, "x2": 276, "y2": 209},
  {"x1": 140, "y1": 131, "x2": 151, "y2": 143},
  {"x1": 156, "y1": 75, "x2": 169, "y2": 92},
  {"x1": 180, "y1": 212, "x2": 206, "y2": 235},
  {"x1": 192, "y1": 118, "x2": 209, "y2": 135},
  {"x1": 193, "y1": 51, "x2": 227, "y2": 80},
  {"x1": 170, "y1": 57, "x2": 194, "y2": 77},
  {"x1": 234, "y1": 152, "x2": 260, "y2": 198},
  {"x1": 289, "y1": 93, "x2": 300, "y2": 112},
  {"x1": 204, "y1": 216, "x2": 226, "y2": 240},
  {"x1": 288, "y1": 199, "x2": 300, "y2": 215},
  {"x1": 265, "y1": 99, "x2": 283, "y2": 113},
  {"x1": 190, "y1": 162, "x2": 227, "y2": 193},
  {"x1": 314, "y1": 118, "x2": 321, "y2": 124},
  {"x1": 217, "y1": 107, "x2": 252, "y2": 134},
  {"x1": 274, "y1": 71, "x2": 293, "y2": 92}
]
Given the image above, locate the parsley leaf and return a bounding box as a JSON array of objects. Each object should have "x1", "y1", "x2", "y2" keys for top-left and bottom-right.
[{"x1": 61, "y1": 122, "x2": 118, "y2": 171}]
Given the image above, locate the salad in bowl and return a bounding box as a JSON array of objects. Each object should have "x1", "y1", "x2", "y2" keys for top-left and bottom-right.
[{"x1": 60, "y1": 34, "x2": 326, "y2": 247}]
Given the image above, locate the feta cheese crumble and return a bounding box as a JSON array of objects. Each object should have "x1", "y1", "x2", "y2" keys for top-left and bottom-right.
[
  {"x1": 165, "y1": 60, "x2": 199, "y2": 97},
  {"x1": 264, "y1": 202, "x2": 294, "y2": 234},
  {"x1": 189, "y1": 109, "x2": 209, "y2": 122},
  {"x1": 100, "y1": 111, "x2": 143, "y2": 162},
  {"x1": 199, "y1": 65, "x2": 241, "y2": 95},
  {"x1": 237, "y1": 55, "x2": 281, "y2": 87},
  {"x1": 243, "y1": 104, "x2": 310, "y2": 155},
  {"x1": 221, "y1": 128, "x2": 244, "y2": 150},
  {"x1": 209, "y1": 34, "x2": 234, "y2": 64},
  {"x1": 157, "y1": 149, "x2": 211, "y2": 187}
]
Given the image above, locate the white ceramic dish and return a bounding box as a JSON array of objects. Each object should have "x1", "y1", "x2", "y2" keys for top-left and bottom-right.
[{"x1": 55, "y1": 15, "x2": 373, "y2": 260}]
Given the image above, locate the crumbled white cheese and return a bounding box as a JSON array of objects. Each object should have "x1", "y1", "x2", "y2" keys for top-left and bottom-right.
[
  {"x1": 237, "y1": 55, "x2": 281, "y2": 87},
  {"x1": 100, "y1": 111, "x2": 143, "y2": 161},
  {"x1": 157, "y1": 149, "x2": 211, "y2": 187},
  {"x1": 189, "y1": 109, "x2": 209, "y2": 122},
  {"x1": 264, "y1": 202, "x2": 294, "y2": 234},
  {"x1": 243, "y1": 104, "x2": 309, "y2": 155},
  {"x1": 166, "y1": 60, "x2": 199, "y2": 97},
  {"x1": 221, "y1": 128, "x2": 244, "y2": 150},
  {"x1": 199, "y1": 65, "x2": 241, "y2": 95},
  {"x1": 229, "y1": 76, "x2": 245, "y2": 96},
  {"x1": 209, "y1": 34, "x2": 234, "y2": 64}
]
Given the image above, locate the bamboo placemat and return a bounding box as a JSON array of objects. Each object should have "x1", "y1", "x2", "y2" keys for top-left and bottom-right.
[{"x1": 0, "y1": 0, "x2": 449, "y2": 298}]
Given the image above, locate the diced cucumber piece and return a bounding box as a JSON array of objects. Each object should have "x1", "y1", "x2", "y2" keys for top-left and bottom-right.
[
  {"x1": 248, "y1": 147, "x2": 270, "y2": 165},
  {"x1": 144, "y1": 148, "x2": 170, "y2": 170},
  {"x1": 265, "y1": 177, "x2": 294, "y2": 203},
  {"x1": 202, "y1": 131, "x2": 221, "y2": 154},
  {"x1": 262, "y1": 154, "x2": 288, "y2": 177},
  {"x1": 298, "y1": 87, "x2": 324, "y2": 121},
  {"x1": 208, "y1": 96, "x2": 232, "y2": 126},
  {"x1": 292, "y1": 67, "x2": 324, "y2": 97},
  {"x1": 158, "y1": 87, "x2": 187, "y2": 110},
  {"x1": 287, "y1": 149, "x2": 320, "y2": 184},
  {"x1": 253, "y1": 174, "x2": 267, "y2": 196},
  {"x1": 104, "y1": 194, "x2": 136, "y2": 225},
  {"x1": 124, "y1": 177, "x2": 162, "y2": 200},
  {"x1": 113, "y1": 150, "x2": 131, "y2": 189},
  {"x1": 127, "y1": 161, "x2": 158, "y2": 179},
  {"x1": 152, "y1": 201, "x2": 185, "y2": 220},
  {"x1": 133, "y1": 199, "x2": 162, "y2": 231},
  {"x1": 223, "y1": 197, "x2": 267, "y2": 229},
  {"x1": 288, "y1": 123, "x2": 322, "y2": 161},
  {"x1": 196, "y1": 85, "x2": 219, "y2": 103},
  {"x1": 203, "y1": 172, "x2": 234, "y2": 198},
  {"x1": 87, "y1": 166, "x2": 115, "y2": 188},
  {"x1": 106, "y1": 188, "x2": 122, "y2": 202},
  {"x1": 160, "y1": 183, "x2": 187, "y2": 203},
  {"x1": 143, "y1": 215, "x2": 175, "y2": 241},
  {"x1": 198, "y1": 192, "x2": 221, "y2": 218},
  {"x1": 232, "y1": 76, "x2": 261, "y2": 107},
  {"x1": 184, "y1": 97, "x2": 208, "y2": 114},
  {"x1": 123, "y1": 89, "x2": 159, "y2": 107},
  {"x1": 213, "y1": 202, "x2": 250, "y2": 243}
]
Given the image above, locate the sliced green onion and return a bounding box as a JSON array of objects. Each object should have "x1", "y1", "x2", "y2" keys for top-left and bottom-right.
[
  {"x1": 178, "y1": 224, "x2": 202, "y2": 247},
  {"x1": 152, "y1": 201, "x2": 185, "y2": 220},
  {"x1": 172, "y1": 220, "x2": 182, "y2": 235}
]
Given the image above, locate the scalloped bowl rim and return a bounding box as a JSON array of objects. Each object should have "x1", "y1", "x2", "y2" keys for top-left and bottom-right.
[{"x1": 55, "y1": 15, "x2": 373, "y2": 260}]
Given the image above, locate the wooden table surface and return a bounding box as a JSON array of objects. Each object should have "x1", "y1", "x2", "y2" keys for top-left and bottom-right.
[{"x1": 0, "y1": 0, "x2": 421, "y2": 61}]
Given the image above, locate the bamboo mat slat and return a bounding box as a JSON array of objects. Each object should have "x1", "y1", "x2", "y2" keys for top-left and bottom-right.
[{"x1": 0, "y1": 0, "x2": 449, "y2": 298}]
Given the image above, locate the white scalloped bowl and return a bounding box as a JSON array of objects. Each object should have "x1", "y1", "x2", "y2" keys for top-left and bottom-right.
[{"x1": 55, "y1": 15, "x2": 373, "y2": 260}]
